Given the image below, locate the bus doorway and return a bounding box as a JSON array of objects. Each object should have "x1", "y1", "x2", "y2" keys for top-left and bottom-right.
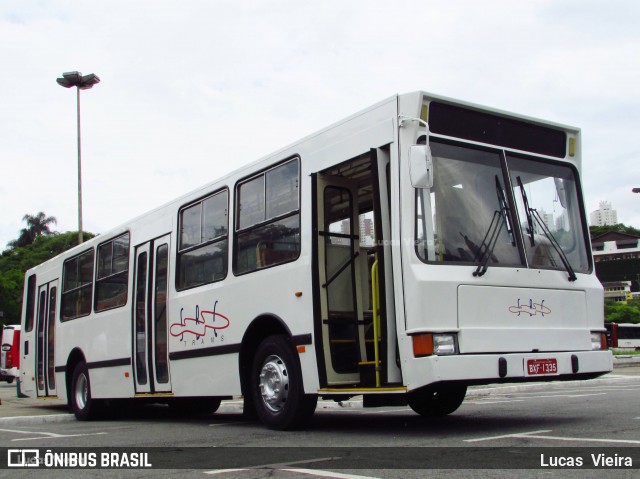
[
  {"x1": 132, "y1": 234, "x2": 172, "y2": 394},
  {"x1": 314, "y1": 148, "x2": 398, "y2": 388},
  {"x1": 35, "y1": 279, "x2": 58, "y2": 398}
]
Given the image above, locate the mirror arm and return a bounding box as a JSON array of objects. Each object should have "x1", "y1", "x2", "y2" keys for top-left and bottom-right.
[
  {"x1": 399, "y1": 115, "x2": 430, "y2": 136},
  {"x1": 401, "y1": 115, "x2": 434, "y2": 189}
]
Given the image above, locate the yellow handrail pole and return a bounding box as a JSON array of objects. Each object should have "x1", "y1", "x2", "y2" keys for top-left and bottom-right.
[{"x1": 371, "y1": 256, "x2": 381, "y2": 387}]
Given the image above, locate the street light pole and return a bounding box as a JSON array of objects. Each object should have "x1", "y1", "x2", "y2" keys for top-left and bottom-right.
[
  {"x1": 56, "y1": 71, "x2": 100, "y2": 244},
  {"x1": 76, "y1": 86, "x2": 83, "y2": 246}
]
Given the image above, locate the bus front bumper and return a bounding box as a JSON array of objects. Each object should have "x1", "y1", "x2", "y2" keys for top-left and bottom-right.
[{"x1": 407, "y1": 350, "x2": 613, "y2": 390}]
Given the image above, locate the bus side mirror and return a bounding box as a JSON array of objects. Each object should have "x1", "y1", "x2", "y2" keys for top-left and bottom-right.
[
  {"x1": 409, "y1": 145, "x2": 433, "y2": 189},
  {"x1": 554, "y1": 178, "x2": 567, "y2": 208}
]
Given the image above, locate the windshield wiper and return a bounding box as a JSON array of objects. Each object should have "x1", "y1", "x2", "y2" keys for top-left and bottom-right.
[
  {"x1": 472, "y1": 211, "x2": 505, "y2": 277},
  {"x1": 472, "y1": 176, "x2": 511, "y2": 277},
  {"x1": 530, "y1": 209, "x2": 577, "y2": 282},
  {"x1": 515, "y1": 176, "x2": 577, "y2": 282},
  {"x1": 516, "y1": 176, "x2": 535, "y2": 247},
  {"x1": 496, "y1": 175, "x2": 516, "y2": 247}
]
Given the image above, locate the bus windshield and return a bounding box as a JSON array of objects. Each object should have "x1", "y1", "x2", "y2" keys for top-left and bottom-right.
[{"x1": 416, "y1": 140, "x2": 590, "y2": 274}]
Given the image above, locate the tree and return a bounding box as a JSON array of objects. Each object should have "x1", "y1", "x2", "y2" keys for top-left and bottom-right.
[
  {"x1": 0, "y1": 230, "x2": 94, "y2": 326},
  {"x1": 7, "y1": 212, "x2": 57, "y2": 248},
  {"x1": 604, "y1": 300, "x2": 640, "y2": 324},
  {"x1": 589, "y1": 223, "x2": 640, "y2": 238}
]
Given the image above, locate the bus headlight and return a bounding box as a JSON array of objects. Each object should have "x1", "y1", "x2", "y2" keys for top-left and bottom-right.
[
  {"x1": 433, "y1": 334, "x2": 458, "y2": 355},
  {"x1": 590, "y1": 332, "x2": 607, "y2": 351}
]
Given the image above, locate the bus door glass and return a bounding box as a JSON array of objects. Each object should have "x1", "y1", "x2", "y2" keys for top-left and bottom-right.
[
  {"x1": 35, "y1": 279, "x2": 58, "y2": 397},
  {"x1": 316, "y1": 175, "x2": 366, "y2": 385},
  {"x1": 132, "y1": 234, "x2": 172, "y2": 394}
]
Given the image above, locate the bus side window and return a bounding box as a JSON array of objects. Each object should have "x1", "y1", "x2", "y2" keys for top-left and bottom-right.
[
  {"x1": 24, "y1": 274, "x2": 36, "y2": 332},
  {"x1": 95, "y1": 233, "x2": 130, "y2": 312},
  {"x1": 177, "y1": 189, "x2": 229, "y2": 290},
  {"x1": 61, "y1": 249, "x2": 95, "y2": 321},
  {"x1": 234, "y1": 158, "x2": 300, "y2": 275}
]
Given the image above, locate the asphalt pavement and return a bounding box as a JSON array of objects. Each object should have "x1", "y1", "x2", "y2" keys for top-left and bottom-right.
[{"x1": 1, "y1": 356, "x2": 638, "y2": 425}]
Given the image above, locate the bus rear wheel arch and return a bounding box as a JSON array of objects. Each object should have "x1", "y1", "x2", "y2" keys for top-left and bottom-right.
[
  {"x1": 407, "y1": 383, "x2": 467, "y2": 417},
  {"x1": 250, "y1": 334, "x2": 317, "y2": 430}
]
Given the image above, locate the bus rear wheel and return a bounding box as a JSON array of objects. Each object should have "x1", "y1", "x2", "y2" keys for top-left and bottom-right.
[
  {"x1": 251, "y1": 335, "x2": 317, "y2": 430},
  {"x1": 70, "y1": 362, "x2": 103, "y2": 420},
  {"x1": 407, "y1": 384, "x2": 467, "y2": 417}
]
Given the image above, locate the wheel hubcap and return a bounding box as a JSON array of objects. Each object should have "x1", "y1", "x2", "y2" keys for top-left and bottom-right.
[
  {"x1": 259, "y1": 355, "x2": 289, "y2": 412},
  {"x1": 75, "y1": 372, "x2": 88, "y2": 410}
]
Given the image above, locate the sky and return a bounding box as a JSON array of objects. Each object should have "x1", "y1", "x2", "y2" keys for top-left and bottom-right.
[{"x1": 1, "y1": 0, "x2": 639, "y2": 250}]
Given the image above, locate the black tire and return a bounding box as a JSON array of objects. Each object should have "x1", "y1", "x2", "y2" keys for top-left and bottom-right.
[
  {"x1": 6, "y1": 377, "x2": 14, "y2": 384},
  {"x1": 70, "y1": 362, "x2": 103, "y2": 420},
  {"x1": 242, "y1": 394, "x2": 259, "y2": 421},
  {"x1": 250, "y1": 335, "x2": 317, "y2": 430},
  {"x1": 407, "y1": 384, "x2": 467, "y2": 417}
]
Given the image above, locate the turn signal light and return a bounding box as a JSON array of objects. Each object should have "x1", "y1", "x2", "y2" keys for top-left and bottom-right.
[{"x1": 412, "y1": 334, "x2": 434, "y2": 357}]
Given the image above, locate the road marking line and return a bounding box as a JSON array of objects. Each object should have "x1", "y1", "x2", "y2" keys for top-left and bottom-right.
[
  {"x1": 204, "y1": 456, "x2": 340, "y2": 475},
  {"x1": 465, "y1": 430, "x2": 552, "y2": 443},
  {"x1": 466, "y1": 400, "x2": 525, "y2": 404},
  {"x1": 465, "y1": 429, "x2": 640, "y2": 445},
  {"x1": 283, "y1": 468, "x2": 382, "y2": 479},
  {"x1": 512, "y1": 392, "x2": 608, "y2": 399},
  {"x1": 516, "y1": 433, "x2": 640, "y2": 445},
  {"x1": 203, "y1": 468, "x2": 248, "y2": 475},
  {"x1": 12, "y1": 432, "x2": 108, "y2": 442},
  {"x1": 0, "y1": 428, "x2": 107, "y2": 442}
]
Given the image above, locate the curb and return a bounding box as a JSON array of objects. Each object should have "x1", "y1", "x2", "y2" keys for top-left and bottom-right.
[{"x1": 0, "y1": 413, "x2": 75, "y2": 426}]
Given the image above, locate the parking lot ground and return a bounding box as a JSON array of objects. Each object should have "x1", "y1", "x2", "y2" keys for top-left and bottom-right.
[{"x1": 1, "y1": 361, "x2": 638, "y2": 424}]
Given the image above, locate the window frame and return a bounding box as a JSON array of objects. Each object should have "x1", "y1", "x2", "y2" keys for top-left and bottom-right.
[
  {"x1": 94, "y1": 232, "x2": 131, "y2": 313},
  {"x1": 233, "y1": 157, "x2": 301, "y2": 276},
  {"x1": 176, "y1": 187, "x2": 230, "y2": 291},
  {"x1": 61, "y1": 248, "x2": 95, "y2": 322},
  {"x1": 414, "y1": 137, "x2": 592, "y2": 274},
  {"x1": 24, "y1": 274, "x2": 37, "y2": 332}
]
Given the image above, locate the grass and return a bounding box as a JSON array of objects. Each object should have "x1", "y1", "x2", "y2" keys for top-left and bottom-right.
[{"x1": 612, "y1": 348, "x2": 640, "y2": 356}]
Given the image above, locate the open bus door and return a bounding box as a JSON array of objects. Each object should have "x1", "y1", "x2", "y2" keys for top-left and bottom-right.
[
  {"x1": 314, "y1": 146, "x2": 400, "y2": 389},
  {"x1": 316, "y1": 174, "x2": 367, "y2": 385}
]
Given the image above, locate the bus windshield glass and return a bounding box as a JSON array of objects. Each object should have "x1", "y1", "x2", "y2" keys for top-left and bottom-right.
[
  {"x1": 507, "y1": 154, "x2": 589, "y2": 274},
  {"x1": 416, "y1": 140, "x2": 590, "y2": 274}
]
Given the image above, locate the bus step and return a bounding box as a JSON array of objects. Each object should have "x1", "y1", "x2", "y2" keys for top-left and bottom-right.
[{"x1": 358, "y1": 362, "x2": 378, "y2": 387}]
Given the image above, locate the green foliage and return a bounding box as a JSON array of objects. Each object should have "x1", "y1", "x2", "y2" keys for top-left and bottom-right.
[
  {"x1": 7, "y1": 212, "x2": 57, "y2": 248},
  {"x1": 604, "y1": 299, "x2": 640, "y2": 324},
  {"x1": 589, "y1": 223, "x2": 640, "y2": 238},
  {"x1": 0, "y1": 231, "x2": 94, "y2": 326}
]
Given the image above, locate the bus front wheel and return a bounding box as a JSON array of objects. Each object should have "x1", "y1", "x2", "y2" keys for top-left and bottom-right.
[
  {"x1": 251, "y1": 335, "x2": 317, "y2": 430},
  {"x1": 70, "y1": 362, "x2": 102, "y2": 420},
  {"x1": 407, "y1": 384, "x2": 467, "y2": 417}
]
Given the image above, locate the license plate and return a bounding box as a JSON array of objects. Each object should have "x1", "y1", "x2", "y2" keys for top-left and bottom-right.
[{"x1": 525, "y1": 358, "x2": 558, "y2": 376}]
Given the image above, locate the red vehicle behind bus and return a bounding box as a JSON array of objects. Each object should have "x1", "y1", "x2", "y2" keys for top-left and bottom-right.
[
  {"x1": 1, "y1": 325, "x2": 21, "y2": 383},
  {"x1": 605, "y1": 322, "x2": 640, "y2": 349}
]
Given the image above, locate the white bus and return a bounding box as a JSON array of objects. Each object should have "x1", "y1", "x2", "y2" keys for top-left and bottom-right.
[{"x1": 19, "y1": 92, "x2": 612, "y2": 429}]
